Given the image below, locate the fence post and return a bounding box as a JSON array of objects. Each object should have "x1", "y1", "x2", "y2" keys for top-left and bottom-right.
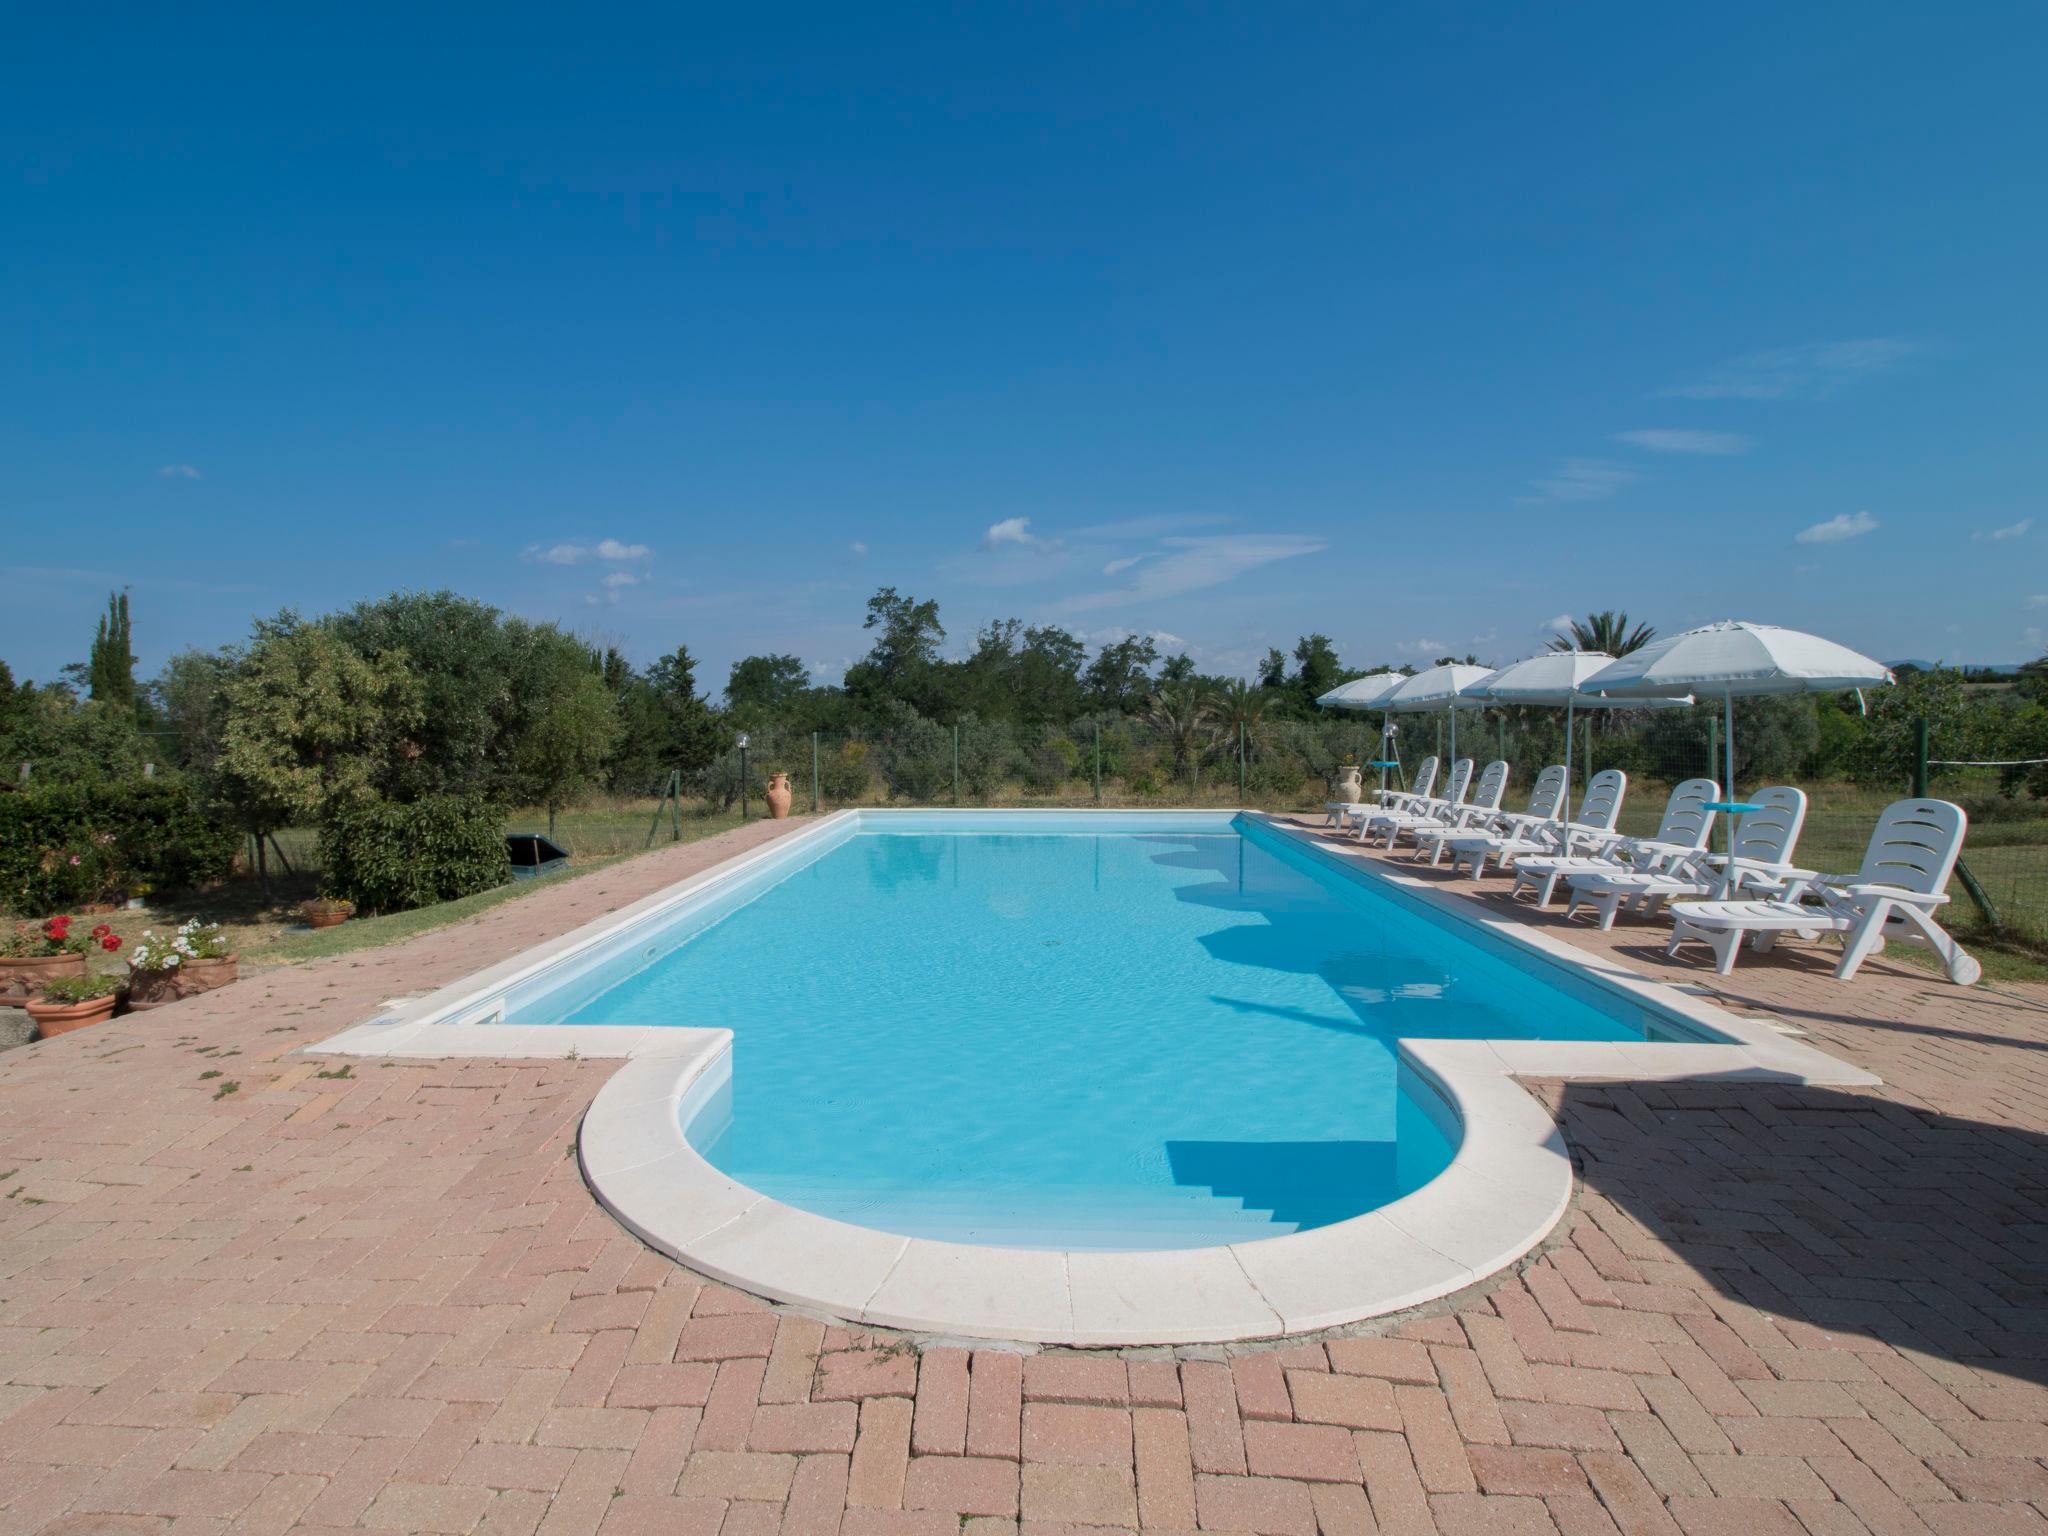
[
  {"x1": 953, "y1": 725, "x2": 960, "y2": 806},
  {"x1": 1238, "y1": 722, "x2": 1246, "y2": 803},
  {"x1": 812, "y1": 732, "x2": 821, "y2": 814},
  {"x1": 1093, "y1": 719, "x2": 1101, "y2": 804},
  {"x1": 739, "y1": 741, "x2": 749, "y2": 820},
  {"x1": 1918, "y1": 714, "x2": 2003, "y2": 933}
]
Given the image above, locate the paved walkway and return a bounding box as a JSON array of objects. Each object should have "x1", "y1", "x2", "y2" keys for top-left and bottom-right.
[{"x1": 3, "y1": 815, "x2": 2046, "y2": 1535}]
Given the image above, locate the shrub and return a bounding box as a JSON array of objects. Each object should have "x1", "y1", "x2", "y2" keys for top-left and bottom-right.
[
  {"x1": 877, "y1": 704, "x2": 949, "y2": 802},
  {"x1": 317, "y1": 794, "x2": 510, "y2": 914},
  {"x1": 0, "y1": 777, "x2": 238, "y2": 917},
  {"x1": 819, "y1": 740, "x2": 873, "y2": 804},
  {"x1": 1019, "y1": 735, "x2": 1081, "y2": 792},
  {"x1": 955, "y1": 715, "x2": 1013, "y2": 801}
]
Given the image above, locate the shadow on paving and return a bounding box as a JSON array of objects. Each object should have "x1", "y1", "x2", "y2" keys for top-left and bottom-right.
[{"x1": 1548, "y1": 1075, "x2": 2048, "y2": 1390}]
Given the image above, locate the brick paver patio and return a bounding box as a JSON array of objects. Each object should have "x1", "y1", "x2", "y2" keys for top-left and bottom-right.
[{"x1": 3, "y1": 815, "x2": 2046, "y2": 1534}]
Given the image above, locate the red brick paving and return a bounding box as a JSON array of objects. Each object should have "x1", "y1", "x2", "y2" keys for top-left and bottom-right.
[{"x1": 4, "y1": 817, "x2": 2048, "y2": 1532}]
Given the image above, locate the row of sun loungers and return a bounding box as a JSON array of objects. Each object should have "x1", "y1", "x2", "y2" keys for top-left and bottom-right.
[{"x1": 1322, "y1": 760, "x2": 1981, "y2": 986}]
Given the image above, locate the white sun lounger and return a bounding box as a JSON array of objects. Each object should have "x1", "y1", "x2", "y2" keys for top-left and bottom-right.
[
  {"x1": 1445, "y1": 769, "x2": 1627, "y2": 881},
  {"x1": 1665, "y1": 798, "x2": 1981, "y2": 984},
  {"x1": 1564, "y1": 786, "x2": 1807, "y2": 930},
  {"x1": 1410, "y1": 764, "x2": 1564, "y2": 868},
  {"x1": 1328, "y1": 756, "x2": 1439, "y2": 831},
  {"x1": 1507, "y1": 777, "x2": 1719, "y2": 905},
  {"x1": 1359, "y1": 758, "x2": 1475, "y2": 848},
  {"x1": 1399, "y1": 760, "x2": 1512, "y2": 864}
]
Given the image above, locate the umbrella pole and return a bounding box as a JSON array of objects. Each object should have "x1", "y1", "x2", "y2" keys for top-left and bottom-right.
[
  {"x1": 1448, "y1": 706, "x2": 1457, "y2": 799},
  {"x1": 1562, "y1": 697, "x2": 1575, "y2": 826},
  {"x1": 1722, "y1": 686, "x2": 1738, "y2": 894}
]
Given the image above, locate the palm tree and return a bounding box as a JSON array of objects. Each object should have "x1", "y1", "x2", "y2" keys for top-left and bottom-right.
[
  {"x1": 1211, "y1": 678, "x2": 1268, "y2": 747},
  {"x1": 1144, "y1": 681, "x2": 1219, "y2": 786},
  {"x1": 1549, "y1": 610, "x2": 1656, "y2": 657}
]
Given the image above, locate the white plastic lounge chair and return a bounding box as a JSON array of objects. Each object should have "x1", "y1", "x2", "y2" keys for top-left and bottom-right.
[
  {"x1": 1665, "y1": 798, "x2": 1981, "y2": 984},
  {"x1": 1329, "y1": 756, "x2": 1438, "y2": 832},
  {"x1": 1507, "y1": 777, "x2": 1719, "y2": 905},
  {"x1": 1410, "y1": 763, "x2": 1561, "y2": 868},
  {"x1": 1401, "y1": 760, "x2": 1512, "y2": 864},
  {"x1": 1359, "y1": 758, "x2": 1474, "y2": 847},
  {"x1": 1564, "y1": 787, "x2": 1806, "y2": 930},
  {"x1": 1445, "y1": 769, "x2": 1627, "y2": 881}
]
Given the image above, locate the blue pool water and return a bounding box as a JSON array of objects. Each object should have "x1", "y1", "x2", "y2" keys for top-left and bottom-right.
[{"x1": 518, "y1": 814, "x2": 1664, "y2": 1250}]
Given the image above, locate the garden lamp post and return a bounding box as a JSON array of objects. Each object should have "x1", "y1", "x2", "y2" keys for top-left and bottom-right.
[{"x1": 737, "y1": 734, "x2": 750, "y2": 820}]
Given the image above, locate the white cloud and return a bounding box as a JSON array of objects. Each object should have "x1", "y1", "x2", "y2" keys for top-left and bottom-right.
[
  {"x1": 525, "y1": 537, "x2": 652, "y2": 565},
  {"x1": 1102, "y1": 555, "x2": 1144, "y2": 576},
  {"x1": 1056, "y1": 534, "x2": 1326, "y2": 614},
  {"x1": 1396, "y1": 638, "x2": 1447, "y2": 657},
  {"x1": 849, "y1": 541, "x2": 869, "y2": 557},
  {"x1": 1975, "y1": 519, "x2": 2033, "y2": 542},
  {"x1": 1542, "y1": 613, "x2": 1575, "y2": 635},
  {"x1": 1071, "y1": 514, "x2": 1230, "y2": 540},
  {"x1": 1795, "y1": 510, "x2": 1879, "y2": 545},
  {"x1": 158, "y1": 463, "x2": 201, "y2": 479},
  {"x1": 1661, "y1": 337, "x2": 1913, "y2": 400},
  {"x1": 2026, "y1": 595, "x2": 2048, "y2": 609},
  {"x1": 1150, "y1": 630, "x2": 1186, "y2": 649},
  {"x1": 1518, "y1": 458, "x2": 1637, "y2": 504},
  {"x1": 984, "y1": 517, "x2": 1045, "y2": 550},
  {"x1": 1614, "y1": 429, "x2": 1752, "y2": 456},
  {"x1": 602, "y1": 571, "x2": 643, "y2": 590}
]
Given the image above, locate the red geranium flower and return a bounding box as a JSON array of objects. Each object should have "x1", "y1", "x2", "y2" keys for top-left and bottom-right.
[
  {"x1": 101, "y1": 935, "x2": 123, "y2": 952},
  {"x1": 91, "y1": 923, "x2": 112, "y2": 939},
  {"x1": 44, "y1": 916, "x2": 72, "y2": 938}
]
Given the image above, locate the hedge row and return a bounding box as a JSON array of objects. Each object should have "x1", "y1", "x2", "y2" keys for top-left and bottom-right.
[{"x1": 0, "y1": 777, "x2": 240, "y2": 916}]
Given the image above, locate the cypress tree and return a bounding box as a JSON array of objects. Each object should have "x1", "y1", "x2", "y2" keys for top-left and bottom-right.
[{"x1": 89, "y1": 589, "x2": 137, "y2": 711}]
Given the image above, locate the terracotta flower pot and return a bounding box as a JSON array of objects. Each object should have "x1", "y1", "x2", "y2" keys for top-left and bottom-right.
[
  {"x1": 302, "y1": 900, "x2": 352, "y2": 930},
  {"x1": 0, "y1": 953, "x2": 86, "y2": 1006},
  {"x1": 765, "y1": 772, "x2": 793, "y2": 820},
  {"x1": 26, "y1": 993, "x2": 119, "y2": 1038},
  {"x1": 176, "y1": 955, "x2": 239, "y2": 996},
  {"x1": 125, "y1": 968, "x2": 182, "y2": 1011}
]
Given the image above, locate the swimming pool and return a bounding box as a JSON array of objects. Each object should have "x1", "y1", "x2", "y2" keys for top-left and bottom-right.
[
  {"x1": 505, "y1": 812, "x2": 1660, "y2": 1251},
  {"x1": 317, "y1": 808, "x2": 1875, "y2": 1342}
]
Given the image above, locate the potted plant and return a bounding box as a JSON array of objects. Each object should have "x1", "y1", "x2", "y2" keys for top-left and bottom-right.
[
  {"x1": 127, "y1": 920, "x2": 238, "y2": 1009},
  {"x1": 27, "y1": 972, "x2": 127, "y2": 1038},
  {"x1": 0, "y1": 916, "x2": 95, "y2": 1004},
  {"x1": 302, "y1": 895, "x2": 353, "y2": 929},
  {"x1": 765, "y1": 769, "x2": 794, "y2": 820}
]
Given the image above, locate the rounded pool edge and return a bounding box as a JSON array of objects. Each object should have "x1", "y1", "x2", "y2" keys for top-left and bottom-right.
[{"x1": 576, "y1": 1035, "x2": 1574, "y2": 1347}]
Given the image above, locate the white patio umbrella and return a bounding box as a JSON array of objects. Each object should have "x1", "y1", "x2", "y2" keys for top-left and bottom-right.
[
  {"x1": 1475, "y1": 651, "x2": 1692, "y2": 822},
  {"x1": 1383, "y1": 664, "x2": 1498, "y2": 796},
  {"x1": 1317, "y1": 672, "x2": 1408, "y2": 794},
  {"x1": 1586, "y1": 620, "x2": 1893, "y2": 873}
]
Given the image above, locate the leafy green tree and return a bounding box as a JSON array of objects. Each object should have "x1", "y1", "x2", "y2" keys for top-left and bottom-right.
[
  {"x1": 150, "y1": 649, "x2": 235, "y2": 775},
  {"x1": 214, "y1": 618, "x2": 423, "y2": 829},
  {"x1": 1083, "y1": 634, "x2": 1159, "y2": 714},
  {"x1": 1159, "y1": 653, "x2": 1197, "y2": 685},
  {"x1": 88, "y1": 590, "x2": 138, "y2": 714},
  {"x1": 1212, "y1": 678, "x2": 1270, "y2": 752},
  {"x1": 1550, "y1": 611, "x2": 1656, "y2": 657},
  {"x1": 726, "y1": 654, "x2": 810, "y2": 723},
  {"x1": 514, "y1": 646, "x2": 619, "y2": 835},
  {"x1": 644, "y1": 646, "x2": 724, "y2": 773},
  {"x1": 329, "y1": 591, "x2": 520, "y2": 800},
  {"x1": 1256, "y1": 648, "x2": 1289, "y2": 690},
  {"x1": 0, "y1": 690, "x2": 149, "y2": 786},
  {"x1": 1291, "y1": 634, "x2": 1342, "y2": 710},
  {"x1": 846, "y1": 588, "x2": 949, "y2": 717}
]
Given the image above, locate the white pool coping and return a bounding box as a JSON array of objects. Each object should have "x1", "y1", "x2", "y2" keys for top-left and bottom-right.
[{"x1": 308, "y1": 808, "x2": 1879, "y2": 1346}]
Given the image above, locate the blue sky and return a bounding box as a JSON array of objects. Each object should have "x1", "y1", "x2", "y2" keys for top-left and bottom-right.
[{"x1": 6, "y1": 3, "x2": 2044, "y2": 695}]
